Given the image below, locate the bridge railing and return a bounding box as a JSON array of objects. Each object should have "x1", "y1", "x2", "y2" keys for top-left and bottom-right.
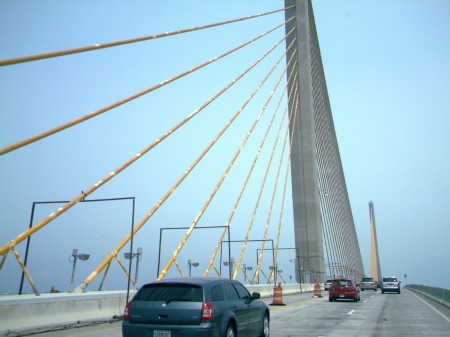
[{"x1": 404, "y1": 284, "x2": 450, "y2": 309}]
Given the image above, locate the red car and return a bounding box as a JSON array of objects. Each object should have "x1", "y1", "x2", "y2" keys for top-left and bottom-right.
[{"x1": 329, "y1": 278, "x2": 361, "y2": 302}]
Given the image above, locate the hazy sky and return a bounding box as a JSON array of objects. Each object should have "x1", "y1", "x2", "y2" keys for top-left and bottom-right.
[{"x1": 1, "y1": 0, "x2": 449, "y2": 294}]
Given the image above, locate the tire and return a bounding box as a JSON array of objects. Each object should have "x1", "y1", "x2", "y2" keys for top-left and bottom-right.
[
  {"x1": 224, "y1": 323, "x2": 236, "y2": 337},
  {"x1": 260, "y1": 313, "x2": 270, "y2": 337},
  {"x1": 354, "y1": 296, "x2": 358, "y2": 302},
  {"x1": 361, "y1": 289, "x2": 364, "y2": 291},
  {"x1": 329, "y1": 297, "x2": 333, "y2": 302},
  {"x1": 398, "y1": 290, "x2": 401, "y2": 294},
  {"x1": 382, "y1": 290, "x2": 385, "y2": 294}
]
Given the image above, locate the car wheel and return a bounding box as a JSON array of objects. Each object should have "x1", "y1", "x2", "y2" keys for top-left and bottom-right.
[
  {"x1": 225, "y1": 323, "x2": 236, "y2": 337},
  {"x1": 329, "y1": 297, "x2": 333, "y2": 302},
  {"x1": 398, "y1": 290, "x2": 401, "y2": 294},
  {"x1": 260, "y1": 313, "x2": 270, "y2": 337},
  {"x1": 382, "y1": 290, "x2": 385, "y2": 294},
  {"x1": 354, "y1": 296, "x2": 358, "y2": 302},
  {"x1": 361, "y1": 289, "x2": 364, "y2": 291}
]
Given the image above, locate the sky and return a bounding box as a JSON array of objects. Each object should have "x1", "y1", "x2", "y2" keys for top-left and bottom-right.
[{"x1": 1, "y1": 0, "x2": 449, "y2": 294}]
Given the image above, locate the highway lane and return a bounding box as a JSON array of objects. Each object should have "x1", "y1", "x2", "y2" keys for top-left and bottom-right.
[
  {"x1": 267, "y1": 289, "x2": 450, "y2": 336},
  {"x1": 12, "y1": 289, "x2": 449, "y2": 337}
]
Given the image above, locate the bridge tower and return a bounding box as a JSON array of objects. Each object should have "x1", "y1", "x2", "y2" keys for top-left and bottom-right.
[
  {"x1": 369, "y1": 201, "x2": 382, "y2": 281},
  {"x1": 284, "y1": 0, "x2": 326, "y2": 283}
]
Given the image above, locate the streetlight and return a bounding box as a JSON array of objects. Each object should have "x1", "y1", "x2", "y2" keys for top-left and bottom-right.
[
  {"x1": 223, "y1": 258, "x2": 234, "y2": 279},
  {"x1": 188, "y1": 259, "x2": 199, "y2": 277},
  {"x1": 242, "y1": 264, "x2": 253, "y2": 284},
  {"x1": 124, "y1": 247, "x2": 143, "y2": 290},
  {"x1": 69, "y1": 249, "x2": 90, "y2": 291}
]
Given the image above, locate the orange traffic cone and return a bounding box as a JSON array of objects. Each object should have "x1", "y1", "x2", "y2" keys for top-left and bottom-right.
[{"x1": 270, "y1": 283, "x2": 286, "y2": 306}]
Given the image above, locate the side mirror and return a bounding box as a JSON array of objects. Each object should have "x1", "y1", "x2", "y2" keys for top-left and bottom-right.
[{"x1": 251, "y1": 292, "x2": 261, "y2": 299}]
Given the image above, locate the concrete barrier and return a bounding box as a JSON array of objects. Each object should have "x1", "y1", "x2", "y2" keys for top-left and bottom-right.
[
  {"x1": 404, "y1": 284, "x2": 450, "y2": 309},
  {"x1": 0, "y1": 290, "x2": 136, "y2": 335},
  {"x1": 246, "y1": 283, "x2": 315, "y2": 298},
  {"x1": 0, "y1": 283, "x2": 314, "y2": 335}
]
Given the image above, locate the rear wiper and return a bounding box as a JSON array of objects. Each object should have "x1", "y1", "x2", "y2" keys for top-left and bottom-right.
[{"x1": 165, "y1": 297, "x2": 192, "y2": 304}]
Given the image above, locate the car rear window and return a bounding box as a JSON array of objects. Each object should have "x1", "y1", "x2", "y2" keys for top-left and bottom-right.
[
  {"x1": 134, "y1": 284, "x2": 203, "y2": 302},
  {"x1": 362, "y1": 278, "x2": 374, "y2": 282},
  {"x1": 333, "y1": 280, "x2": 352, "y2": 286},
  {"x1": 383, "y1": 278, "x2": 397, "y2": 282}
]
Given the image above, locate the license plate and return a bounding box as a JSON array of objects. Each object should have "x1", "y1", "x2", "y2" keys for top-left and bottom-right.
[
  {"x1": 339, "y1": 294, "x2": 345, "y2": 298},
  {"x1": 154, "y1": 330, "x2": 171, "y2": 337}
]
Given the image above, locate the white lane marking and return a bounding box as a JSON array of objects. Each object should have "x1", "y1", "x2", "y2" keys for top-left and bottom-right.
[
  {"x1": 408, "y1": 290, "x2": 450, "y2": 323},
  {"x1": 348, "y1": 310, "x2": 356, "y2": 315},
  {"x1": 363, "y1": 300, "x2": 368, "y2": 303}
]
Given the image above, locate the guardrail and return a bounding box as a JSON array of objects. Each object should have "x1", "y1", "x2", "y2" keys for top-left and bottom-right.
[{"x1": 404, "y1": 284, "x2": 450, "y2": 309}]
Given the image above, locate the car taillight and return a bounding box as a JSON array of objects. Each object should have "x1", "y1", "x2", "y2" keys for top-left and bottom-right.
[
  {"x1": 201, "y1": 301, "x2": 215, "y2": 321},
  {"x1": 124, "y1": 301, "x2": 132, "y2": 320}
]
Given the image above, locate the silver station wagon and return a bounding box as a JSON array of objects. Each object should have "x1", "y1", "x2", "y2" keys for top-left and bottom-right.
[{"x1": 122, "y1": 277, "x2": 270, "y2": 337}]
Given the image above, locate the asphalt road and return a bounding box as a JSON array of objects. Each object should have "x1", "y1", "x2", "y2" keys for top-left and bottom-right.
[{"x1": 9, "y1": 289, "x2": 449, "y2": 337}]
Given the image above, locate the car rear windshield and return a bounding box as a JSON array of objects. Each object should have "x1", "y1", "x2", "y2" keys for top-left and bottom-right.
[
  {"x1": 362, "y1": 278, "x2": 374, "y2": 282},
  {"x1": 333, "y1": 280, "x2": 352, "y2": 286},
  {"x1": 383, "y1": 278, "x2": 397, "y2": 282},
  {"x1": 134, "y1": 284, "x2": 203, "y2": 302}
]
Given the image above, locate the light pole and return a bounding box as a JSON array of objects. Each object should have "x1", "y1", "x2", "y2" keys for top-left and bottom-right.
[
  {"x1": 188, "y1": 259, "x2": 199, "y2": 277},
  {"x1": 69, "y1": 249, "x2": 90, "y2": 291},
  {"x1": 223, "y1": 258, "x2": 235, "y2": 279},
  {"x1": 124, "y1": 247, "x2": 143, "y2": 290},
  {"x1": 242, "y1": 264, "x2": 253, "y2": 284}
]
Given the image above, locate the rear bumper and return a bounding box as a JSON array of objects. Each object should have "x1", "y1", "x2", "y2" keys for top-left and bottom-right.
[
  {"x1": 329, "y1": 291, "x2": 358, "y2": 300},
  {"x1": 382, "y1": 286, "x2": 400, "y2": 292},
  {"x1": 122, "y1": 321, "x2": 220, "y2": 337}
]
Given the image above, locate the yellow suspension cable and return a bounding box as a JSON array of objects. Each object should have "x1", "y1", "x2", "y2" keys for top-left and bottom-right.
[
  {"x1": 0, "y1": 6, "x2": 294, "y2": 67},
  {"x1": 252, "y1": 111, "x2": 289, "y2": 283},
  {"x1": 0, "y1": 19, "x2": 295, "y2": 156},
  {"x1": 203, "y1": 47, "x2": 298, "y2": 278},
  {"x1": 273, "y1": 82, "x2": 300, "y2": 272},
  {"x1": 115, "y1": 255, "x2": 136, "y2": 286},
  {"x1": 249, "y1": 75, "x2": 299, "y2": 282},
  {"x1": 0, "y1": 27, "x2": 294, "y2": 267},
  {"x1": 173, "y1": 260, "x2": 185, "y2": 278},
  {"x1": 158, "y1": 41, "x2": 294, "y2": 281},
  {"x1": 232, "y1": 62, "x2": 294, "y2": 281}
]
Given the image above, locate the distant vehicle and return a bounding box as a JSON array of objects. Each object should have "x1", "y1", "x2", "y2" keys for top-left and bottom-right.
[
  {"x1": 382, "y1": 276, "x2": 401, "y2": 294},
  {"x1": 328, "y1": 278, "x2": 361, "y2": 302},
  {"x1": 360, "y1": 277, "x2": 377, "y2": 291},
  {"x1": 324, "y1": 279, "x2": 333, "y2": 291},
  {"x1": 122, "y1": 277, "x2": 270, "y2": 337}
]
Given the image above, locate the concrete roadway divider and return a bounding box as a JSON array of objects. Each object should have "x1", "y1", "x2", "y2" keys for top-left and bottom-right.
[
  {"x1": 0, "y1": 283, "x2": 314, "y2": 334},
  {"x1": 245, "y1": 283, "x2": 315, "y2": 298},
  {"x1": 0, "y1": 290, "x2": 136, "y2": 335}
]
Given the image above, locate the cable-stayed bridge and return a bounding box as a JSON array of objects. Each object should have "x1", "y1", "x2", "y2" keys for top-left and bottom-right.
[{"x1": 0, "y1": 0, "x2": 364, "y2": 296}]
